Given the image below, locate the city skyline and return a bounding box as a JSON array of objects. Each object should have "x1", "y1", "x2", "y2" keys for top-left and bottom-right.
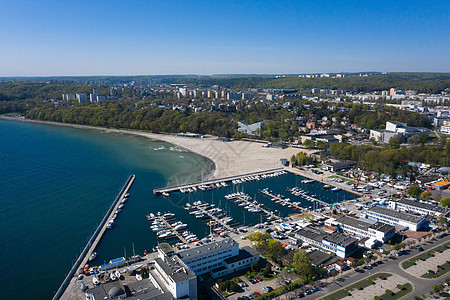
[{"x1": 0, "y1": 0, "x2": 449, "y2": 76}]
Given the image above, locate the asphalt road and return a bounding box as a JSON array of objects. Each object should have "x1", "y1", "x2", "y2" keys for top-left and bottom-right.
[{"x1": 300, "y1": 233, "x2": 450, "y2": 299}]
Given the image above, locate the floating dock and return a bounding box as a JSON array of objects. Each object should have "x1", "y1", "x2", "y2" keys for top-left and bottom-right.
[
  {"x1": 226, "y1": 192, "x2": 279, "y2": 219},
  {"x1": 53, "y1": 174, "x2": 135, "y2": 300},
  {"x1": 153, "y1": 168, "x2": 284, "y2": 195},
  {"x1": 147, "y1": 215, "x2": 188, "y2": 243},
  {"x1": 260, "y1": 189, "x2": 309, "y2": 213}
]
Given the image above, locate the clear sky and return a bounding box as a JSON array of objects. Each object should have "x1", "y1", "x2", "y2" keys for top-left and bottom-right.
[{"x1": 0, "y1": 0, "x2": 448, "y2": 76}]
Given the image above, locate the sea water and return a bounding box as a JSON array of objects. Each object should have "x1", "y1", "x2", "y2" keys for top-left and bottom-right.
[{"x1": 0, "y1": 119, "x2": 213, "y2": 299}]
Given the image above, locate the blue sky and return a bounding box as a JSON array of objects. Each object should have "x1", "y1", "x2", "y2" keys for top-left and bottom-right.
[{"x1": 0, "y1": 0, "x2": 448, "y2": 76}]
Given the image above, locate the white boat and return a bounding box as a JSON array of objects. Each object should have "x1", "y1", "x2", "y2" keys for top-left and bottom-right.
[
  {"x1": 118, "y1": 204, "x2": 124, "y2": 209},
  {"x1": 115, "y1": 270, "x2": 121, "y2": 279},
  {"x1": 89, "y1": 252, "x2": 97, "y2": 262},
  {"x1": 136, "y1": 274, "x2": 143, "y2": 281},
  {"x1": 110, "y1": 272, "x2": 116, "y2": 280},
  {"x1": 93, "y1": 276, "x2": 99, "y2": 285},
  {"x1": 162, "y1": 192, "x2": 170, "y2": 197},
  {"x1": 331, "y1": 187, "x2": 341, "y2": 191},
  {"x1": 124, "y1": 193, "x2": 129, "y2": 198},
  {"x1": 174, "y1": 223, "x2": 187, "y2": 230},
  {"x1": 106, "y1": 220, "x2": 114, "y2": 229}
]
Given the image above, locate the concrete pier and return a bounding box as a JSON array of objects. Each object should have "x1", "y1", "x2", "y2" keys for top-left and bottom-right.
[
  {"x1": 153, "y1": 168, "x2": 284, "y2": 195},
  {"x1": 54, "y1": 174, "x2": 135, "y2": 300}
]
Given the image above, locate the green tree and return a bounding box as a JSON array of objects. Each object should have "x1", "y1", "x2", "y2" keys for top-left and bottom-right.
[
  {"x1": 419, "y1": 191, "x2": 431, "y2": 200},
  {"x1": 407, "y1": 185, "x2": 422, "y2": 198},
  {"x1": 388, "y1": 135, "x2": 403, "y2": 149},
  {"x1": 440, "y1": 197, "x2": 450, "y2": 207}
]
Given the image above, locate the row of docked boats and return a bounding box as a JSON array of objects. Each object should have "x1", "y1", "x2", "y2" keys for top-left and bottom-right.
[
  {"x1": 179, "y1": 181, "x2": 229, "y2": 194},
  {"x1": 224, "y1": 192, "x2": 264, "y2": 213},
  {"x1": 107, "y1": 193, "x2": 129, "y2": 229},
  {"x1": 185, "y1": 201, "x2": 237, "y2": 228},
  {"x1": 231, "y1": 170, "x2": 287, "y2": 184}
]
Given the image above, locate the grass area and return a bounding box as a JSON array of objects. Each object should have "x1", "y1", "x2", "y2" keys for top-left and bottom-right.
[
  {"x1": 421, "y1": 261, "x2": 450, "y2": 278},
  {"x1": 401, "y1": 241, "x2": 450, "y2": 270},
  {"x1": 320, "y1": 273, "x2": 392, "y2": 300},
  {"x1": 376, "y1": 283, "x2": 413, "y2": 300}
]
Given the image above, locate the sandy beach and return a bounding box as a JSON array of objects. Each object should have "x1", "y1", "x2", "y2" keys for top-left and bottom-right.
[{"x1": 1, "y1": 116, "x2": 309, "y2": 180}]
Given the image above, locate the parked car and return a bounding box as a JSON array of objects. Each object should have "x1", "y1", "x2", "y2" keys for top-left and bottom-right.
[
  {"x1": 255, "y1": 276, "x2": 262, "y2": 282},
  {"x1": 312, "y1": 287, "x2": 319, "y2": 293},
  {"x1": 364, "y1": 265, "x2": 373, "y2": 270},
  {"x1": 297, "y1": 293, "x2": 305, "y2": 298},
  {"x1": 263, "y1": 286, "x2": 273, "y2": 292},
  {"x1": 418, "y1": 247, "x2": 424, "y2": 252},
  {"x1": 305, "y1": 290, "x2": 313, "y2": 295}
]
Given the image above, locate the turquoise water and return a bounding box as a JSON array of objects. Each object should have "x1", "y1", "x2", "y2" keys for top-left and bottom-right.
[{"x1": 0, "y1": 119, "x2": 213, "y2": 299}]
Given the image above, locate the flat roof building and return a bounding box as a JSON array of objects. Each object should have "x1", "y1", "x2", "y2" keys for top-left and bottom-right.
[
  {"x1": 336, "y1": 216, "x2": 395, "y2": 242},
  {"x1": 364, "y1": 206, "x2": 427, "y2": 231},
  {"x1": 390, "y1": 199, "x2": 449, "y2": 217},
  {"x1": 177, "y1": 238, "x2": 259, "y2": 278},
  {"x1": 295, "y1": 226, "x2": 358, "y2": 258}
]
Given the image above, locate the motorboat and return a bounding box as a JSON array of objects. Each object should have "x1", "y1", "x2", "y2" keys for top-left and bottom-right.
[
  {"x1": 93, "y1": 276, "x2": 100, "y2": 285},
  {"x1": 110, "y1": 272, "x2": 116, "y2": 281},
  {"x1": 106, "y1": 220, "x2": 114, "y2": 229},
  {"x1": 88, "y1": 252, "x2": 97, "y2": 262},
  {"x1": 136, "y1": 274, "x2": 143, "y2": 281},
  {"x1": 115, "y1": 270, "x2": 121, "y2": 279},
  {"x1": 162, "y1": 192, "x2": 170, "y2": 197}
]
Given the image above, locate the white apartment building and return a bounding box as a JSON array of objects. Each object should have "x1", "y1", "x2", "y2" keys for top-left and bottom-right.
[
  {"x1": 177, "y1": 238, "x2": 259, "y2": 278},
  {"x1": 336, "y1": 216, "x2": 395, "y2": 242}
]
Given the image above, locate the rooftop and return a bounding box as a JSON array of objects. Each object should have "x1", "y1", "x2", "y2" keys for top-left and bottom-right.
[
  {"x1": 336, "y1": 216, "x2": 371, "y2": 231},
  {"x1": 155, "y1": 255, "x2": 196, "y2": 283},
  {"x1": 224, "y1": 246, "x2": 259, "y2": 265},
  {"x1": 296, "y1": 226, "x2": 327, "y2": 243},
  {"x1": 369, "y1": 222, "x2": 395, "y2": 233},
  {"x1": 397, "y1": 198, "x2": 448, "y2": 213},
  {"x1": 178, "y1": 238, "x2": 238, "y2": 261},
  {"x1": 367, "y1": 206, "x2": 423, "y2": 223},
  {"x1": 325, "y1": 231, "x2": 358, "y2": 247}
]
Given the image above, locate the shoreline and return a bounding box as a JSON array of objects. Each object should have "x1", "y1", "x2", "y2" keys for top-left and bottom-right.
[{"x1": 0, "y1": 116, "x2": 305, "y2": 181}]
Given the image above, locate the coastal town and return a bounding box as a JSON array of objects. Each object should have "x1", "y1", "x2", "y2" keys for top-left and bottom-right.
[{"x1": 1, "y1": 73, "x2": 450, "y2": 300}]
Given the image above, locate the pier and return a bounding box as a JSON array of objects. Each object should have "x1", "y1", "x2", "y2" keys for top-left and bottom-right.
[
  {"x1": 194, "y1": 202, "x2": 234, "y2": 231},
  {"x1": 147, "y1": 215, "x2": 188, "y2": 243},
  {"x1": 153, "y1": 168, "x2": 284, "y2": 195},
  {"x1": 54, "y1": 174, "x2": 135, "y2": 300},
  {"x1": 260, "y1": 189, "x2": 309, "y2": 213},
  {"x1": 226, "y1": 192, "x2": 279, "y2": 219},
  {"x1": 288, "y1": 188, "x2": 330, "y2": 207}
]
